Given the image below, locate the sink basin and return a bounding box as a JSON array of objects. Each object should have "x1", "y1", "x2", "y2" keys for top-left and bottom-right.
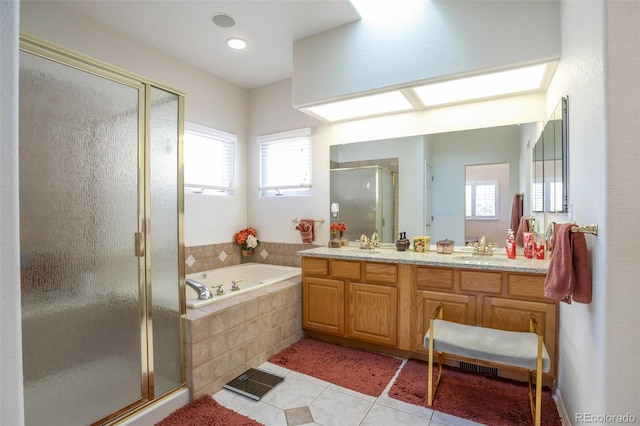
[
  {"x1": 340, "y1": 248, "x2": 381, "y2": 255},
  {"x1": 455, "y1": 255, "x2": 511, "y2": 264}
]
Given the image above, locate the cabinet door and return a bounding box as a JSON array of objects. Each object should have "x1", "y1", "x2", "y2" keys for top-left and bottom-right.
[
  {"x1": 483, "y1": 297, "x2": 558, "y2": 378},
  {"x1": 414, "y1": 291, "x2": 477, "y2": 353},
  {"x1": 347, "y1": 282, "x2": 398, "y2": 346},
  {"x1": 303, "y1": 277, "x2": 345, "y2": 336}
]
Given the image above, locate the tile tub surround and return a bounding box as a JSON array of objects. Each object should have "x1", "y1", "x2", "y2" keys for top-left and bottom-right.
[
  {"x1": 183, "y1": 277, "x2": 303, "y2": 399},
  {"x1": 185, "y1": 242, "x2": 320, "y2": 275}
]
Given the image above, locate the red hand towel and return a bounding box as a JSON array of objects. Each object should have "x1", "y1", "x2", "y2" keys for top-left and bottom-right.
[
  {"x1": 515, "y1": 216, "x2": 530, "y2": 248},
  {"x1": 295, "y1": 219, "x2": 315, "y2": 243},
  {"x1": 544, "y1": 223, "x2": 592, "y2": 304},
  {"x1": 571, "y1": 230, "x2": 592, "y2": 303}
]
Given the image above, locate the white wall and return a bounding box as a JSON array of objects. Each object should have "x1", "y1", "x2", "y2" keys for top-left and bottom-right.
[
  {"x1": 0, "y1": 2, "x2": 24, "y2": 425},
  {"x1": 20, "y1": 1, "x2": 249, "y2": 247},
  {"x1": 603, "y1": 1, "x2": 640, "y2": 417},
  {"x1": 544, "y1": 0, "x2": 640, "y2": 420},
  {"x1": 293, "y1": 0, "x2": 560, "y2": 106}
]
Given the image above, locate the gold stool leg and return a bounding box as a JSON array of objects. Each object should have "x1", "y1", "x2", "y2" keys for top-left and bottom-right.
[{"x1": 428, "y1": 318, "x2": 434, "y2": 406}]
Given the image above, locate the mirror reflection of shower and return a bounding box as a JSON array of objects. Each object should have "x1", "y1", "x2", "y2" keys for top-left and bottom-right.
[{"x1": 330, "y1": 166, "x2": 396, "y2": 243}]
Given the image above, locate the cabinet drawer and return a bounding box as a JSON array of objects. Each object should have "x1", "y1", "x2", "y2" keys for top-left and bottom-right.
[
  {"x1": 416, "y1": 267, "x2": 454, "y2": 290},
  {"x1": 460, "y1": 270, "x2": 503, "y2": 294},
  {"x1": 331, "y1": 260, "x2": 361, "y2": 280},
  {"x1": 364, "y1": 262, "x2": 397, "y2": 284},
  {"x1": 509, "y1": 274, "x2": 547, "y2": 299},
  {"x1": 302, "y1": 257, "x2": 328, "y2": 276}
]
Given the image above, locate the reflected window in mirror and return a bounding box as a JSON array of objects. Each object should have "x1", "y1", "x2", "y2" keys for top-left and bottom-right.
[
  {"x1": 531, "y1": 96, "x2": 568, "y2": 213},
  {"x1": 465, "y1": 180, "x2": 499, "y2": 219}
]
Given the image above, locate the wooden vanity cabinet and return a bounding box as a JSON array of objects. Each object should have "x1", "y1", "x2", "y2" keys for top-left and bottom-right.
[
  {"x1": 413, "y1": 266, "x2": 558, "y2": 379},
  {"x1": 302, "y1": 257, "x2": 398, "y2": 347},
  {"x1": 301, "y1": 256, "x2": 558, "y2": 379}
]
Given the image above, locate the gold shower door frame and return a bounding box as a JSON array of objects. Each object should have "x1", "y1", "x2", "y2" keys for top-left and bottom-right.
[{"x1": 19, "y1": 34, "x2": 186, "y2": 425}]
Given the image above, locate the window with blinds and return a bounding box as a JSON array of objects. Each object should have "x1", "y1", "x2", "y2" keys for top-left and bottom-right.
[
  {"x1": 257, "y1": 128, "x2": 312, "y2": 197},
  {"x1": 465, "y1": 180, "x2": 499, "y2": 219},
  {"x1": 184, "y1": 122, "x2": 235, "y2": 195}
]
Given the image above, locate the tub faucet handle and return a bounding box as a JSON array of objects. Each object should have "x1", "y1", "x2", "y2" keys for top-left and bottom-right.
[
  {"x1": 231, "y1": 279, "x2": 242, "y2": 291},
  {"x1": 214, "y1": 284, "x2": 224, "y2": 296}
]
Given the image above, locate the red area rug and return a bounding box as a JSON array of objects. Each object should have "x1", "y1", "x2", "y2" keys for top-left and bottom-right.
[
  {"x1": 155, "y1": 394, "x2": 263, "y2": 426},
  {"x1": 389, "y1": 359, "x2": 562, "y2": 426},
  {"x1": 267, "y1": 337, "x2": 402, "y2": 397}
]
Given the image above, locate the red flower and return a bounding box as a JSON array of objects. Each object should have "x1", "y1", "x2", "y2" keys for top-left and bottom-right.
[{"x1": 330, "y1": 222, "x2": 348, "y2": 233}]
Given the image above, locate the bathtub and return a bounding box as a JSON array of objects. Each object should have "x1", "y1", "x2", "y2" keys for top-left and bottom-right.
[{"x1": 185, "y1": 263, "x2": 301, "y2": 308}]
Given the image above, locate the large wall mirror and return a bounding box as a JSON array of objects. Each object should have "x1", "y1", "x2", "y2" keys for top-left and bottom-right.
[
  {"x1": 329, "y1": 122, "x2": 541, "y2": 246},
  {"x1": 532, "y1": 96, "x2": 568, "y2": 213}
]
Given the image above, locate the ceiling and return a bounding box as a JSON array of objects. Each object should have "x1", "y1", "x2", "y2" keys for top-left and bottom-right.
[{"x1": 60, "y1": 0, "x2": 361, "y2": 90}]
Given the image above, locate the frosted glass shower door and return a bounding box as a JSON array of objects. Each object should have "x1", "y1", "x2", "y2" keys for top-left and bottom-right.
[
  {"x1": 149, "y1": 87, "x2": 183, "y2": 397},
  {"x1": 20, "y1": 50, "x2": 146, "y2": 425}
]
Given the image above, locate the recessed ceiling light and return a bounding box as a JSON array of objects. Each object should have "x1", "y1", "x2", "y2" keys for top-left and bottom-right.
[
  {"x1": 226, "y1": 38, "x2": 247, "y2": 50},
  {"x1": 211, "y1": 13, "x2": 235, "y2": 28}
]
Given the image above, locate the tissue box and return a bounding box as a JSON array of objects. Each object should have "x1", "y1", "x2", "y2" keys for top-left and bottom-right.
[{"x1": 412, "y1": 236, "x2": 431, "y2": 253}]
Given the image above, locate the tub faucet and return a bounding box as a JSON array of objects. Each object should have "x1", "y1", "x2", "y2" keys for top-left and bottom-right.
[
  {"x1": 231, "y1": 279, "x2": 243, "y2": 291},
  {"x1": 185, "y1": 278, "x2": 213, "y2": 300},
  {"x1": 214, "y1": 284, "x2": 224, "y2": 296}
]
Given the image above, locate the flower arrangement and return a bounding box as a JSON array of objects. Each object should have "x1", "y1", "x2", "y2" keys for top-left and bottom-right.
[
  {"x1": 234, "y1": 227, "x2": 260, "y2": 250},
  {"x1": 330, "y1": 222, "x2": 348, "y2": 235}
]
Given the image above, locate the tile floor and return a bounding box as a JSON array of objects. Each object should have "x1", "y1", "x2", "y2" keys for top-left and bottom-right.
[{"x1": 212, "y1": 359, "x2": 485, "y2": 426}]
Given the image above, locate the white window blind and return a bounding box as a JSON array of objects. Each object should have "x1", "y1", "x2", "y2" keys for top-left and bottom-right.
[
  {"x1": 257, "y1": 128, "x2": 312, "y2": 196},
  {"x1": 184, "y1": 122, "x2": 235, "y2": 195},
  {"x1": 465, "y1": 180, "x2": 499, "y2": 219}
]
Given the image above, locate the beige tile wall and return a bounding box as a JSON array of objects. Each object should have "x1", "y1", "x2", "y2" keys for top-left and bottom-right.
[
  {"x1": 185, "y1": 242, "x2": 321, "y2": 275},
  {"x1": 182, "y1": 277, "x2": 304, "y2": 399}
]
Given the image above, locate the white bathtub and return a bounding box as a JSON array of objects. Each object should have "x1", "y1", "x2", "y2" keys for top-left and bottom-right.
[{"x1": 185, "y1": 263, "x2": 301, "y2": 308}]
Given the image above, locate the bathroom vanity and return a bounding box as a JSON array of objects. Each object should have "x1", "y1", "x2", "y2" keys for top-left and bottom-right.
[{"x1": 298, "y1": 247, "x2": 557, "y2": 381}]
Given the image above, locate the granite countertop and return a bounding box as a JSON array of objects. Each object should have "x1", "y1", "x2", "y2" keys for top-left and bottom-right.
[{"x1": 297, "y1": 246, "x2": 550, "y2": 274}]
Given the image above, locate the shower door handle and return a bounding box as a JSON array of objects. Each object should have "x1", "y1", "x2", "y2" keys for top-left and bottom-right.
[{"x1": 135, "y1": 232, "x2": 145, "y2": 257}]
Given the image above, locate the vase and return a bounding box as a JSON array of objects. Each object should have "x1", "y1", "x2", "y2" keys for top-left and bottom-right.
[
  {"x1": 242, "y1": 249, "x2": 255, "y2": 257},
  {"x1": 328, "y1": 233, "x2": 341, "y2": 248},
  {"x1": 339, "y1": 231, "x2": 349, "y2": 247}
]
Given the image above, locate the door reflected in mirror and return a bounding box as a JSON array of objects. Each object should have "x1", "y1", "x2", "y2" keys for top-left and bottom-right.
[{"x1": 465, "y1": 163, "x2": 510, "y2": 247}]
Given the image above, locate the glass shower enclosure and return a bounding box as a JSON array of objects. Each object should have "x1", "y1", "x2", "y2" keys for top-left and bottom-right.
[
  {"x1": 19, "y1": 35, "x2": 184, "y2": 425},
  {"x1": 330, "y1": 166, "x2": 396, "y2": 243}
]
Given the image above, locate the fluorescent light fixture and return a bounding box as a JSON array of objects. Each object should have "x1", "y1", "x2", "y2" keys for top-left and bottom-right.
[
  {"x1": 413, "y1": 64, "x2": 548, "y2": 107},
  {"x1": 305, "y1": 91, "x2": 413, "y2": 122},
  {"x1": 226, "y1": 37, "x2": 247, "y2": 50}
]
